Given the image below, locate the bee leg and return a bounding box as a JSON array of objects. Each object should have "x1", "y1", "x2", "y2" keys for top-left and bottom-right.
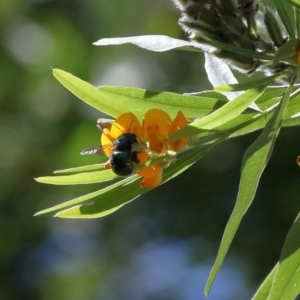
[
  {"x1": 131, "y1": 152, "x2": 140, "y2": 164},
  {"x1": 104, "y1": 160, "x2": 112, "y2": 169}
]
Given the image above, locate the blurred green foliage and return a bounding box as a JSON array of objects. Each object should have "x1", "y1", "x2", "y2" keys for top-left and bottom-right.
[{"x1": 1, "y1": 0, "x2": 300, "y2": 299}]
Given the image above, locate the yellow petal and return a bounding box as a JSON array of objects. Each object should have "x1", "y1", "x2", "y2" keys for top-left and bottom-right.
[
  {"x1": 168, "y1": 110, "x2": 189, "y2": 152},
  {"x1": 149, "y1": 135, "x2": 168, "y2": 155},
  {"x1": 168, "y1": 138, "x2": 189, "y2": 152},
  {"x1": 169, "y1": 110, "x2": 187, "y2": 135},
  {"x1": 101, "y1": 128, "x2": 114, "y2": 157},
  {"x1": 137, "y1": 164, "x2": 163, "y2": 188},
  {"x1": 111, "y1": 112, "x2": 142, "y2": 139},
  {"x1": 142, "y1": 109, "x2": 172, "y2": 140},
  {"x1": 137, "y1": 164, "x2": 162, "y2": 177},
  {"x1": 137, "y1": 150, "x2": 149, "y2": 164},
  {"x1": 140, "y1": 174, "x2": 162, "y2": 188}
]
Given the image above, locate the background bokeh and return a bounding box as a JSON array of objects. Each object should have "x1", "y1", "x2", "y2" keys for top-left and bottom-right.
[{"x1": 1, "y1": 0, "x2": 299, "y2": 299}]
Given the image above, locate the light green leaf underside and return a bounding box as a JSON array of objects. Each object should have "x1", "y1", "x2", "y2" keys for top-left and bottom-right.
[
  {"x1": 204, "y1": 53, "x2": 238, "y2": 88},
  {"x1": 35, "y1": 169, "x2": 116, "y2": 185},
  {"x1": 268, "y1": 213, "x2": 300, "y2": 300},
  {"x1": 171, "y1": 87, "x2": 265, "y2": 140},
  {"x1": 93, "y1": 35, "x2": 202, "y2": 52},
  {"x1": 93, "y1": 34, "x2": 273, "y2": 60},
  {"x1": 205, "y1": 77, "x2": 296, "y2": 296},
  {"x1": 55, "y1": 145, "x2": 211, "y2": 218},
  {"x1": 53, "y1": 69, "x2": 226, "y2": 120},
  {"x1": 251, "y1": 264, "x2": 278, "y2": 300}
]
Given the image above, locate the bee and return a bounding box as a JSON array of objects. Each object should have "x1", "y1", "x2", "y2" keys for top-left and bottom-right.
[{"x1": 80, "y1": 119, "x2": 147, "y2": 176}]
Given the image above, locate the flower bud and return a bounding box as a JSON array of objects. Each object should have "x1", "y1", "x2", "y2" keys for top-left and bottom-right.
[{"x1": 264, "y1": 8, "x2": 285, "y2": 47}]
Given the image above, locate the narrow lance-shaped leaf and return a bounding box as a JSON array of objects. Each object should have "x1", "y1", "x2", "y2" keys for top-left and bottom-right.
[
  {"x1": 285, "y1": 0, "x2": 300, "y2": 9},
  {"x1": 268, "y1": 212, "x2": 300, "y2": 299},
  {"x1": 215, "y1": 73, "x2": 286, "y2": 92},
  {"x1": 251, "y1": 264, "x2": 278, "y2": 300},
  {"x1": 272, "y1": 0, "x2": 295, "y2": 38},
  {"x1": 54, "y1": 164, "x2": 105, "y2": 174},
  {"x1": 171, "y1": 87, "x2": 265, "y2": 140},
  {"x1": 98, "y1": 86, "x2": 226, "y2": 120},
  {"x1": 34, "y1": 175, "x2": 139, "y2": 216},
  {"x1": 204, "y1": 75, "x2": 296, "y2": 296},
  {"x1": 194, "y1": 33, "x2": 273, "y2": 60},
  {"x1": 54, "y1": 145, "x2": 212, "y2": 219},
  {"x1": 93, "y1": 35, "x2": 203, "y2": 52},
  {"x1": 53, "y1": 69, "x2": 226, "y2": 120},
  {"x1": 35, "y1": 169, "x2": 117, "y2": 185}
]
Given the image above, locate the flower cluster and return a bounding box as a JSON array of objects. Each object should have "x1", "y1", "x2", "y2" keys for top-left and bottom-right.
[
  {"x1": 100, "y1": 109, "x2": 189, "y2": 188},
  {"x1": 171, "y1": 0, "x2": 290, "y2": 75}
]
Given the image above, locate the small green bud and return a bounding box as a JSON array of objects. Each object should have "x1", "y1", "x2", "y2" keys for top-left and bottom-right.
[
  {"x1": 264, "y1": 8, "x2": 285, "y2": 47},
  {"x1": 180, "y1": 18, "x2": 223, "y2": 41}
]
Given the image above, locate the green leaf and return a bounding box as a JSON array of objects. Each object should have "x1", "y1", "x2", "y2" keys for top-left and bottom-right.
[
  {"x1": 35, "y1": 169, "x2": 116, "y2": 185},
  {"x1": 171, "y1": 87, "x2": 266, "y2": 140},
  {"x1": 54, "y1": 164, "x2": 105, "y2": 174},
  {"x1": 34, "y1": 175, "x2": 139, "y2": 216},
  {"x1": 218, "y1": 113, "x2": 270, "y2": 138},
  {"x1": 219, "y1": 92, "x2": 300, "y2": 138},
  {"x1": 93, "y1": 35, "x2": 203, "y2": 52},
  {"x1": 215, "y1": 73, "x2": 285, "y2": 92},
  {"x1": 284, "y1": 91, "x2": 300, "y2": 119},
  {"x1": 204, "y1": 76, "x2": 296, "y2": 296},
  {"x1": 268, "y1": 213, "x2": 300, "y2": 299},
  {"x1": 285, "y1": 0, "x2": 300, "y2": 9},
  {"x1": 54, "y1": 145, "x2": 212, "y2": 218},
  {"x1": 273, "y1": 0, "x2": 295, "y2": 38},
  {"x1": 273, "y1": 39, "x2": 300, "y2": 66},
  {"x1": 251, "y1": 264, "x2": 278, "y2": 300},
  {"x1": 98, "y1": 86, "x2": 225, "y2": 120},
  {"x1": 196, "y1": 33, "x2": 273, "y2": 60},
  {"x1": 53, "y1": 69, "x2": 121, "y2": 117},
  {"x1": 53, "y1": 69, "x2": 226, "y2": 120},
  {"x1": 184, "y1": 91, "x2": 228, "y2": 102}
]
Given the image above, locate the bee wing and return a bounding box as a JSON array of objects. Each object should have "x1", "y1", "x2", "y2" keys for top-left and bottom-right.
[
  {"x1": 132, "y1": 143, "x2": 148, "y2": 152},
  {"x1": 80, "y1": 146, "x2": 106, "y2": 156}
]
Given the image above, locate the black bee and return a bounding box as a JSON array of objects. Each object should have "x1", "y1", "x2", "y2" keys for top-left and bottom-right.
[{"x1": 81, "y1": 132, "x2": 147, "y2": 176}]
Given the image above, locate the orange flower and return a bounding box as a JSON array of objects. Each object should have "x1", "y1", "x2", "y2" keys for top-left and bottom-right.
[
  {"x1": 136, "y1": 164, "x2": 163, "y2": 188},
  {"x1": 142, "y1": 109, "x2": 172, "y2": 155},
  {"x1": 101, "y1": 112, "x2": 148, "y2": 169},
  {"x1": 136, "y1": 109, "x2": 189, "y2": 188},
  {"x1": 99, "y1": 109, "x2": 189, "y2": 188},
  {"x1": 168, "y1": 111, "x2": 189, "y2": 152}
]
